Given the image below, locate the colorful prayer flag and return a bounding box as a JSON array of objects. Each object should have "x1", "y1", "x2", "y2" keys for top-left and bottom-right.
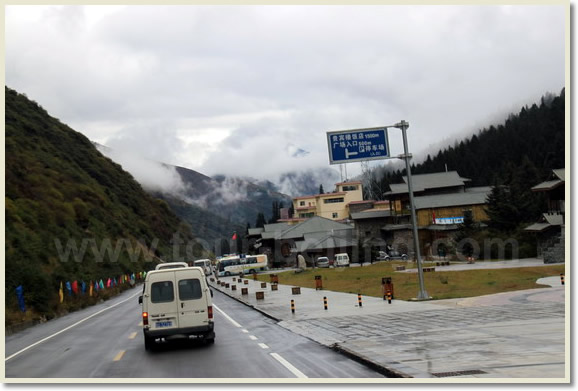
[
  {"x1": 59, "y1": 282, "x2": 64, "y2": 303},
  {"x1": 16, "y1": 285, "x2": 26, "y2": 313}
]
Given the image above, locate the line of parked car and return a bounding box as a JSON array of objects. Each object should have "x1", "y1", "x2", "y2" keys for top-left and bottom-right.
[
  {"x1": 315, "y1": 253, "x2": 350, "y2": 268},
  {"x1": 315, "y1": 249, "x2": 409, "y2": 268}
]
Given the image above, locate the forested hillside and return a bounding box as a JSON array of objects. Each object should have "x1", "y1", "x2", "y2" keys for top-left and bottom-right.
[
  {"x1": 370, "y1": 89, "x2": 565, "y2": 196},
  {"x1": 5, "y1": 87, "x2": 203, "y2": 323},
  {"x1": 366, "y1": 89, "x2": 565, "y2": 258}
]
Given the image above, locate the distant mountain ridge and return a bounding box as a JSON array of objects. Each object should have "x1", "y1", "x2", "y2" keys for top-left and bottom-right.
[
  {"x1": 170, "y1": 167, "x2": 293, "y2": 230},
  {"x1": 96, "y1": 144, "x2": 295, "y2": 243}
]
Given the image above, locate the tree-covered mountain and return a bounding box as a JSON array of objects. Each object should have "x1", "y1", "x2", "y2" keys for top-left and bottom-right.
[
  {"x1": 363, "y1": 89, "x2": 565, "y2": 258},
  {"x1": 367, "y1": 89, "x2": 565, "y2": 200},
  {"x1": 5, "y1": 87, "x2": 204, "y2": 324}
]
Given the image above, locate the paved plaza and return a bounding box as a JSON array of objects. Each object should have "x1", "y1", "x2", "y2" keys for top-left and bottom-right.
[{"x1": 210, "y1": 264, "x2": 567, "y2": 380}]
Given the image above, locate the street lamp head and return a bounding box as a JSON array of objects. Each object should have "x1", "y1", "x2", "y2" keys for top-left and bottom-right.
[{"x1": 393, "y1": 120, "x2": 409, "y2": 130}]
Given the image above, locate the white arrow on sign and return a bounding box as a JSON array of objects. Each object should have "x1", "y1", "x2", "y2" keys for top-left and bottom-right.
[{"x1": 345, "y1": 148, "x2": 358, "y2": 159}]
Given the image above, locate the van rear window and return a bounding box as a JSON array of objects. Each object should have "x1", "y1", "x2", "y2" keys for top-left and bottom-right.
[
  {"x1": 151, "y1": 281, "x2": 174, "y2": 303},
  {"x1": 178, "y1": 279, "x2": 202, "y2": 301}
]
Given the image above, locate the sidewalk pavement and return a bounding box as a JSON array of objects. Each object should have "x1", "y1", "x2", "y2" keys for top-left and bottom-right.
[
  {"x1": 400, "y1": 258, "x2": 553, "y2": 273},
  {"x1": 209, "y1": 269, "x2": 567, "y2": 380}
]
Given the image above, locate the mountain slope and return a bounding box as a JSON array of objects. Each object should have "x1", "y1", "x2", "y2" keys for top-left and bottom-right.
[
  {"x1": 94, "y1": 145, "x2": 293, "y2": 245},
  {"x1": 367, "y1": 89, "x2": 565, "y2": 196},
  {"x1": 170, "y1": 167, "x2": 293, "y2": 228},
  {"x1": 5, "y1": 87, "x2": 200, "y2": 321}
]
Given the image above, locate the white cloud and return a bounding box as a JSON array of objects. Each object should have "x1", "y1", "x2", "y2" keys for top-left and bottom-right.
[
  {"x1": 97, "y1": 145, "x2": 187, "y2": 196},
  {"x1": 6, "y1": 4, "x2": 566, "y2": 186}
]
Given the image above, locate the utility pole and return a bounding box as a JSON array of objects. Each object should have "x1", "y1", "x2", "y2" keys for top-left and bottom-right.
[{"x1": 394, "y1": 120, "x2": 429, "y2": 300}]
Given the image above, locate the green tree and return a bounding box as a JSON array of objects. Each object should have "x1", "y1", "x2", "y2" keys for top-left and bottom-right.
[{"x1": 255, "y1": 213, "x2": 266, "y2": 228}]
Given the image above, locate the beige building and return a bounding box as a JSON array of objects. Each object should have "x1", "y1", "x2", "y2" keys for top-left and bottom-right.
[{"x1": 292, "y1": 181, "x2": 363, "y2": 222}]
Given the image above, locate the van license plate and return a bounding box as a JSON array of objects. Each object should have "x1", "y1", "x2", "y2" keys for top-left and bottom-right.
[{"x1": 155, "y1": 321, "x2": 173, "y2": 328}]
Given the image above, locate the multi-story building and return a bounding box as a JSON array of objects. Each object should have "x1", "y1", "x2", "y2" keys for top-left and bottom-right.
[{"x1": 291, "y1": 181, "x2": 364, "y2": 221}]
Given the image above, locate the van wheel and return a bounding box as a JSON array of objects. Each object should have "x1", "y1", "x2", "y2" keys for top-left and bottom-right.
[
  {"x1": 144, "y1": 335, "x2": 154, "y2": 351},
  {"x1": 249, "y1": 269, "x2": 256, "y2": 274},
  {"x1": 225, "y1": 271, "x2": 231, "y2": 276}
]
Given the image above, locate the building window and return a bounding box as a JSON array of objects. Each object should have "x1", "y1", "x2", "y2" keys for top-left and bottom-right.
[
  {"x1": 332, "y1": 212, "x2": 339, "y2": 219},
  {"x1": 324, "y1": 197, "x2": 344, "y2": 204},
  {"x1": 299, "y1": 212, "x2": 315, "y2": 218},
  {"x1": 299, "y1": 201, "x2": 305, "y2": 206},
  {"x1": 342, "y1": 185, "x2": 358, "y2": 191}
]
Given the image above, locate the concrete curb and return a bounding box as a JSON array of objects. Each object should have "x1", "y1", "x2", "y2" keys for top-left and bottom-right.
[
  {"x1": 330, "y1": 344, "x2": 412, "y2": 379},
  {"x1": 210, "y1": 280, "x2": 413, "y2": 378}
]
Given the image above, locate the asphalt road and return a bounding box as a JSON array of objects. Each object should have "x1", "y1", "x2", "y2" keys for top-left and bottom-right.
[{"x1": 5, "y1": 286, "x2": 383, "y2": 379}]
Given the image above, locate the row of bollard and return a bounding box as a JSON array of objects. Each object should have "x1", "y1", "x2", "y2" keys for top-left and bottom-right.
[
  {"x1": 289, "y1": 292, "x2": 393, "y2": 314},
  {"x1": 217, "y1": 275, "x2": 395, "y2": 316}
]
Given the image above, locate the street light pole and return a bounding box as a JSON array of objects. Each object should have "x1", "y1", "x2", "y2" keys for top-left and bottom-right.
[{"x1": 394, "y1": 120, "x2": 429, "y2": 300}]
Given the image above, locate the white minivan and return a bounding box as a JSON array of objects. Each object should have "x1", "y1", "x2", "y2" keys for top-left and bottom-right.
[
  {"x1": 193, "y1": 259, "x2": 213, "y2": 276},
  {"x1": 139, "y1": 266, "x2": 215, "y2": 350},
  {"x1": 334, "y1": 253, "x2": 350, "y2": 267}
]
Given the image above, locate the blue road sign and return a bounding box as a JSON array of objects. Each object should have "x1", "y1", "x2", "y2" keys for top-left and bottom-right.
[{"x1": 327, "y1": 127, "x2": 390, "y2": 164}]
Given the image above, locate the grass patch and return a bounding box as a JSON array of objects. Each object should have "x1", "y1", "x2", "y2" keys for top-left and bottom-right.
[{"x1": 258, "y1": 262, "x2": 565, "y2": 301}]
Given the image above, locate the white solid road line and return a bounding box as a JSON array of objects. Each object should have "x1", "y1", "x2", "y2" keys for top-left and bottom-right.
[
  {"x1": 212, "y1": 304, "x2": 242, "y2": 328},
  {"x1": 270, "y1": 353, "x2": 308, "y2": 378},
  {"x1": 5, "y1": 290, "x2": 142, "y2": 362}
]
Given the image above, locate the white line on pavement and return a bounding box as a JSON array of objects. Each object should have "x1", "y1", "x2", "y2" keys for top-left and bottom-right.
[
  {"x1": 270, "y1": 353, "x2": 308, "y2": 378},
  {"x1": 212, "y1": 304, "x2": 242, "y2": 328},
  {"x1": 5, "y1": 290, "x2": 142, "y2": 362},
  {"x1": 249, "y1": 335, "x2": 258, "y2": 340},
  {"x1": 258, "y1": 343, "x2": 269, "y2": 349}
]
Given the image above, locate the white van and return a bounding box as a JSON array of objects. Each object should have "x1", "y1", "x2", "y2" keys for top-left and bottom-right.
[
  {"x1": 193, "y1": 259, "x2": 213, "y2": 276},
  {"x1": 335, "y1": 253, "x2": 350, "y2": 267},
  {"x1": 139, "y1": 266, "x2": 215, "y2": 350},
  {"x1": 155, "y1": 262, "x2": 188, "y2": 270}
]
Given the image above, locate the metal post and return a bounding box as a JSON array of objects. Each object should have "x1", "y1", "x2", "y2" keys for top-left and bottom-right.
[{"x1": 396, "y1": 120, "x2": 429, "y2": 300}]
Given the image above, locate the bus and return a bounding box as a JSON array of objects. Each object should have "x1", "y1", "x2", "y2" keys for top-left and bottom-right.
[
  {"x1": 193, "y1": 259, "x2": 213, "y2": 276},
  {"x1": 217, "y1": 254, "x2": 268, "y2": 277}
]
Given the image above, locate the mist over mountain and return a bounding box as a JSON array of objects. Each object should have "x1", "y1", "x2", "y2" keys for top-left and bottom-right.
[
  {"x1": 96, "y1": 145, "x2": 293, "y2": 237},
  {"x1": 277, "y1": 168, "x2": 341, "y2": 197}
]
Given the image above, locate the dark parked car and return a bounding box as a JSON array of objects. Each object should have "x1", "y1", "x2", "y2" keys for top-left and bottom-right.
[{"x1": 377, "y1": 250, "x2": 408, "y2": 261}]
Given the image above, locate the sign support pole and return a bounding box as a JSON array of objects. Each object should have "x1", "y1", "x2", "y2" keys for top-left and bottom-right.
[{"x1": 395, "y1": 120, "x2": 429, "y2": 300}]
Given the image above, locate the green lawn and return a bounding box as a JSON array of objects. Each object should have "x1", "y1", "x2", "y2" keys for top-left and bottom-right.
[{"x1": 256, "y1": 262, "x2": 565, "y2": 301}]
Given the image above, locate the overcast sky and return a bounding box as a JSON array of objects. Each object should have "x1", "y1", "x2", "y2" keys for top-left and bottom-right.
[{"x1": 5, "y1": 4, "x2": 566, "y2": 188}]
